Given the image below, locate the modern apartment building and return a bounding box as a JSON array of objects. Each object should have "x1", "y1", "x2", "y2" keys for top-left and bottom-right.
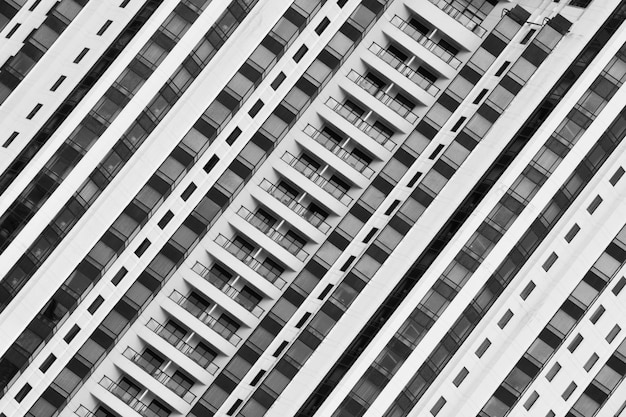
[{"x1": 1, "y1": 0, "x2": 626, "y2": 416}]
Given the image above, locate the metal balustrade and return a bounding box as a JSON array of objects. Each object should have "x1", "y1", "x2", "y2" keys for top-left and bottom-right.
[
  {"x1": 98, "y1": 376, "x2": 149, "y2": 415},
  {"x1": 280, "y1": 151, "x2": 353, "y2": 206},
  {"x1": 122, "y1": 346, "x2": 196, "y2": 403},
  {"x1": 368, "y1": 43, "x2": 440, "y2": 96},
  {"x1": 168, "y1": 291, "x2": 242, "y2": 346},
  {"x1": 190, "y1": 261, "x2": 265, "y2": 317},
  {"x1": 427, "y1": 0, "x2": 487, "y2": 37},
  {"x1": 303, "y1": 125, "x2": 375, "y2": 178},
  {"x1": 390, "y1": 15, "x2": 462, "y2": 68},
  {"x1": 259, "y1": 179, "x2": 332, "y2": 233},
  {"x1": 346, "y1": 70, "x2": 419, "y2": 123},
  {"x1": 145, "y1": 319, "x2": 219, "y2": 374},
  {"x1": 325, "y1": 97, "x2": 397, "y2": 149},
  {"x1": 214, "y1": 234, "x2": 287, "y2": 289},
  {"x1": 236, "y1": 206, "x2": 309, "y2": 261}
]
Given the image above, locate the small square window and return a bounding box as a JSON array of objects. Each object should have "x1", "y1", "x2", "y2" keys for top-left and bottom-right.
[
  {"x1": 584, "y1": 353, "x2": 599, "y2": 371},
  {"x1": 546, "y1": 362, "x2": 561, "y2": 381},
  {"x1": 158, "y1": 210, "x2": 174, "y2": 229},
  {"x1": 97, "y1": 20, "x2": 113, "y2": 36},
  {"x1": 520, "y1": 281, "x2": 536, "y2": 300},
  {"x1": 565, "y1": 224, "x2": 580, "y2": 242},
  {"x1": 453, "y1": 367, "x2": 468, "y2": 387},
  {"x1": 271, "y1": 72, "x2": 286, "y2": 90},
  {"x1": 590, "y1": 305, "x2": 605, "y2": 324},
  {"x1": 523, "y1": 391, "x2": 538, "y2": 410},
  {"x1": 607, "y1": 324, "x2": 621, "y2": 343},
  {"x1": 498, "y1": 310, "x2": 514, "y2": 329},
  {"x1": 542, "y1": 252, "x2": 558, "y2": 271},
  {"x1": 609, "y1": 167, "x2": 624, "y2": 185},
  {"x1": 430, "y1": 397, "x2": 446, "y2": 416},
  {"x1": 26, "y1": 103, "x2": 42, "y2": 120},
  {"x1": 14, "y1": 383, "x2": 31, "y2": 403},
  {"x1": 613, "y1": 277, "x2": 626, "y2": 295},
  {"x1": 315, "y1": 17, "x2": 330, "y2": 34},
  {"x1": 181, "y1": 182, "x2": 197, "y2": 201},
  {"x1": 3, "y1": 131, "x2": 18, "y2": 148},
  {"x1": 39, "y1": 354, "x2": 56, "y2": 372},
  {"x1": 587, "y1": 195, "x2": 602, "y2": 214},
  {"x1": 135, "y1": 238, "x2": 150, "y2": 256},
  {"x1": 88, "y1": 296, "x2": 104, "y2": 314},
  {"x1": 74, "y1": 48, "x2": 89, "y2": 63},
  {"x1": 562, "y1": 382, "x2": 577, "y2": 400},
  {"x1": 64, "y1": 324, "x2": 80, "y2": 343},
  {"x1": 475, "y1": 338, "x2": 491, "y2": 358},
  {"x1": 567, "y1": 333, "x2": 583, "y2": 352},
  {"x1": 50, "y1": 75, "x2": 66, "y2": 91},
  {"x1": 293, "y1": 45, "x2": 308, "y2": 62}
]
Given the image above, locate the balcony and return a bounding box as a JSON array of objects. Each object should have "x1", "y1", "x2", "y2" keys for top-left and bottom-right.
[
  {"x1": 236, "y1": 206, "x2": 309, "y2": 261},
  {"x1": 427, "y1": 0, "x2": 486, "y2": 37},
  {"x1": 368, "y1": 43, "x2": 440, "y2": 97},
  {"x1": 280, "y1": 152, "x2": 353, "y2": 206},
  {"x1": 324, "y1": 97, "x2": 397, "y2": 150},
  {"x1": 98, "y1": 376, "x2": 150, "y2": 416},
  {"x1": 214, "y1": 234, "x2": 287, "y2": 289},
  {"x1": 122, "y1": 347, "x2": 196, "y2": 403},
  {"x1": 168, "y1": 291, "x2": 242, "y2": 346},
  {"x1": 303, "y1": 125, "x2": 374, "y2": 178},
  {"x1": 390, "y1": 16, "x2": 462, "y2": 68},
  {"x1": 146, "y1": 319, "x2": 219, "y2": 374},
  {"x1": 259, "y1": 179, "x2": 332, "y2": 233},
  {"x1": 190, "y1": 261, "x2": 265, "y2": 317},
  {"x1": 346, "y1": 70, "x2": 419, "y2": 123}
]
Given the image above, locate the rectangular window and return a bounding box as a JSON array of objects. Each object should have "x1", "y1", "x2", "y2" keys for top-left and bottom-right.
[
  {"x1": 610, "y1": 167, "x2": 624, "y2": 185},
  {"x1": 546, "y1": 362, "x2": 561, "y2": 381},
  {"x1": 475, "y1": 338, "x2": 491, "y2": 358},
  {"x1": 87, "y1": 296, "x2": 104, "y2": 314},
  {"x1": 293, "y1": 44, "x2": 308, "y2": 62},
  {"x1": 613, "y1": 277, "x2": 626, "y2": 295},
  {"x1": 565, "y1": 224, "x2": 580, "y2": 242},
  {"x1": 542, "y1": 252, "x2": 558, "y2": 271},
  {"x1": 50, "y1": 76, "x2": 66, "y2": 91},
  {"x1": 523, "y1": 391, "x2": 538, "y2": 410},
  {"x1": 453, "y1": 367, "x2": 468, "y2": 387},
  {"x1": 430, "y1": 397, "x2": 446, "y2": 416},
  {"x1": 567, "y1": 333, "x2": 583, "y2": 352},
  {"x1": 520, "y1": 281, "x2": 536, "y2": 300},
  {"x1": 498, "y1": 309, "x2": 513, "y2": 329},
  {"x1": 181, "y1": 183, "x2": 196, "y2": 201},
  {"x1": 26, "y1": 103, "x2": 42, "y2": 120},
  {"x1": 584, "y1": 353, "x2": 599, "y2": 371},
  {"x1": 135, "y1": 238, "x2": 151, "y2": 256},
  {"x1": 607, "y1": 324, "x2": 621, "y2": 343},
  {"x1": 40, "y1": 354, "x2": 56, "y2": 372},
  {"x1": 587, "y1": 195, "x2": 602, "y2": 214},
  {"x1": 64, "y1": 324, "x2": 80, "y2": 343},
  {"x1": 97, "y1": 20, "x2": 113, "y2": 36},
  {"x1": 562, "y1": 382, "x2": 577, "y2": 400},
  {"x1": 14, "y1": 383, "x2": 31, "y2": 403},
  {"x1": 590, "y1": 305, "x2": 605, "y2": 324},
  {"x1": 111, "y1": 267, "x2": 127, "y2": 285},
  {"x1": 74, "y1": 48, "x2": 89, "y2": 63},
  {"x1": 271, "y1": 72, "x2": 286, "y2": 90},
  {"x1": 3, "y1": 131, "x2": 18, "y2": 148},
  {"x1": 315, "y1": 17, "x2": 330, "y2": 34}
]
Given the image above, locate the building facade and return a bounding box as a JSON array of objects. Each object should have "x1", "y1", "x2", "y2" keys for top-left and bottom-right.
[{"x1": 0, "y1": 0, "x2": 626, "y2": 416}]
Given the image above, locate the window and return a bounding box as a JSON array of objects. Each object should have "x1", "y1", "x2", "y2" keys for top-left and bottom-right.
[
  {"x1": 74, "y1": 48, "x2": 89, "y2": 63},
  {"x1": 542, "y1": 252, "x2": 558, "y2": 271},
  {"x1": 111, "y1": 267, "x2": 127, "y2": 285},
  {"x1": 546, "y1": 362, "x2": 561, "y2": 381},
  {"x1": 158, "y1": 211, "x2": 174, "y2": 229},
  {"x1": 135, "y1": 238, "x2": 150, "y2": 256},
  {"x1": 568, "y1": 334, "x2": 583, "y2": 352},
  {"x1": 613, "y1": 277, "x2": 626, "y2": 295},
  {"x1": 315, "y1": 17, "x2": 330, "y2": 34},
  {"x1": 498, "y1": 310, "x2": 513, "y2": 329},
  {"x1": 147, "y1": 399, "x2": 170, "y2": 417},
  {"x1": 64, "y1": 325, "x2": 80, "y2": 343},
  {"x1": 590, "y1": 305, "x2": 605, "y2": 324},
  {"x1": 141, "y1": 349, "x2": 164, "y2": 373},
  {"x1": 50, "y1": 76, "x2": 66, "y2": 91},
  {"x1": 584, "y1": 353, "x2": 599, "y2": 371},
  {"x1": 40, "y1": 354, "x2": 56, "y2": 372},
  {"x1": 430, "y1": 397, "x2": 446, "y2": 416},
  {"x1": 97, "y1": 20, "x2": 113, "y2": 36},
  {"x1": 181, "y1": 183, "x2": 196, "y2": 200},
  {"x1": 88, "y1": 296, "x2": 104, "y2": 314},
  {"x1": 587, "y1": 195, "x2": 602, "y2": 214},
  {"x1": 26, "y1": 104, "x2": 42, "y2": 120},
  {"x1": 271, "y1": 72, "x2": 286, "y2": 90},
  {"x1": 293, "y1": 45, "x2": 308, "y2": 62},
  {"x1": 607, "y1": 325, "x2": 621, "y2": 343},
  {"x1": 453, "y1": 367, "x2": 468, "y2": 387},
  {"x1": 523, "y1": 391, "x2": 538, "y2": 410},
  {"x1": 520, "y1": 281, "x2": 536, "y2": 300},
  {"x1": 610, "y1": 167, "x2": 624, "y2": 185},
  {"x1": 3, "y1": 131, "x2": 18, "y2": 148},
  {"x1": 565, "y1": 224, "x2": 580, "y2": 242},
  {"x1": 475, "y1": 338, "x2": 491, "y2": 358},
  {"x1": 249, "y1": 99, "x2": 263, "y2": 117},
  {"x1": 14, "y1": 383, "x2": 31, "y2": 402},
  {"x1": 562, "y1": 382, "x2": 577, "y2": 400}
]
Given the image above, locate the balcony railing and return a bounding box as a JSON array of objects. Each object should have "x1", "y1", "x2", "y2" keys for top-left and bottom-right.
[
  {"x1": 98, "y1": 376, "x2": 149, "y2": 415},
  {"x1": 281, "y1": 152, "x2": 353, "y2": 206},
  {"x1": 145, "y1": 319, "x2": 219, "y2": 374},
  {"x1": 122, "y1": 346, "x2": 196, "y2": 403},
  {"x1": 237, "y1": 206, "x2": 309, "y2": 261},
  {"x1": 346, "y1": 70, "x2": 419, "y2": 123},
  {"x1": 259, "y1": 179, "x2": 332, "y2": 233},
  {"x1": 75, "y1": 406, "x2": 97, "y2": 417},
  {"x1": 303, "y1": 125, "x2": 374, "y2": 178},
  {"x1": 368, "y1": 43, "x2": 440, "y2": 96},
  {"x1": 427, "y1": 0, "x2": 486, "y2": 37},
  {"x1": 390, "y1": 16, "x2": 462, "y2": 68},
  {"x1": 168, "y1": 291, "x2": 242, "y2": 346},
  {"x1": 214, "y1": 234, "x2": 287, "y2": 289},
  {"x1": 190, "y1": 261, "x2": 265, "y2": 317},
  {"x1": 325, "y1": 97, "x2": 397, "y2": 150}
]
